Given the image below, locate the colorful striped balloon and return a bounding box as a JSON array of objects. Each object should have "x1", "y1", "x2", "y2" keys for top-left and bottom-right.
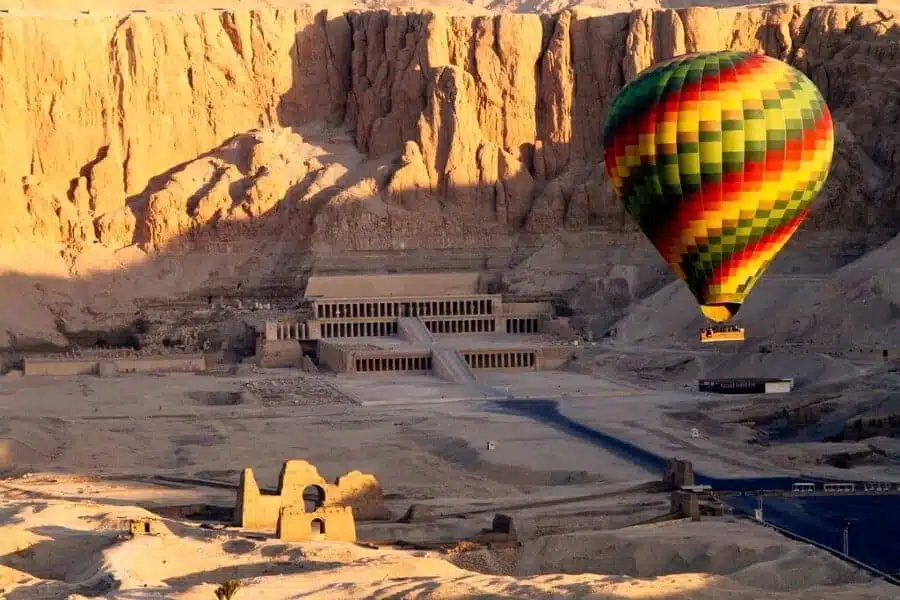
[{"x1": 602, "y1": 51, "x2": 834, "y2": 323}]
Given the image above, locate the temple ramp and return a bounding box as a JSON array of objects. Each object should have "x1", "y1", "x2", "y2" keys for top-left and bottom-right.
[
  {"x1": 397, "y1": 317, "x2": 436, "y2": 345},
  {"x1": 432, "y1": 346, "x2": 476, "y2": 383}
]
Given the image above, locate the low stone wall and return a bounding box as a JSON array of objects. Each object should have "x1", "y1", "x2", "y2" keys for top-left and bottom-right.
[
  {"x1": 23, "y1": 355, "x2": 206, "y2": 376},
  {"x1": 542, "y1": 317, "x2": 580, "y2": 341},
  {"x1": 538, "y1": 345, "x2": 577, "y2": 369},
  {"x1": 23, "y1": 359, "x2": 98, "y2": 376},
  {"x1": 256, "y1": 339, "x2": 305, "y2": 368},
  {"x1": 114, "y1": 356, "x2": 206, "y2": 373},
  {"x1": 503, "y1": 301, "x2": 552, "y2": 316},
  {"x1": 318, "y1": 341, "x2": 349, "y2": 373}
]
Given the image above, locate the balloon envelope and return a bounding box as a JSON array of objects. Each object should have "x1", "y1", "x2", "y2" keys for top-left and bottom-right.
[{"x1": 602, "y1": 51, "x2": 834, "y2": 323}]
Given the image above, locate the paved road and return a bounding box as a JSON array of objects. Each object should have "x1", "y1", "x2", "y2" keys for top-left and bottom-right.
[
  {"x1": 726, "y1": 494, "x2": 900, "y2": 577},
  {"x1": 495, "y1": 398, "x2": 900, "y2": 578}
]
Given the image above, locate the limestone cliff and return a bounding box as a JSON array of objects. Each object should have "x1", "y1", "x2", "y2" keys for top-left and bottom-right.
[{"x1": 0, "y1": 4, "x2": 897, "y2": 255}]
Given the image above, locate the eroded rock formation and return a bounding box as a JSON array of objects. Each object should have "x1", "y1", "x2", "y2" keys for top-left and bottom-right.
[{"x1": 1, "y1": 4, "x2": 898, "y2": 254}]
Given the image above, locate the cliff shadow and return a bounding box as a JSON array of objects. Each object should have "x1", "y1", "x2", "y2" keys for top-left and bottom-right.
[
  {"x1": 784, "y1": 19, "x2": 900, "y2": 234},
  {"x1": 5, "y1": 10, "x2": 899, "y2": 354},
  {"x1": 270, "y1": 11, "x2": 618, "y2": 248},
  {"x1": 274, "y1": 12, "x2": 350, "y2": 130}
]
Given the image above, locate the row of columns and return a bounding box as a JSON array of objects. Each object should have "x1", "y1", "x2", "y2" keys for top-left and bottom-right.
[
  {"x1": 322, "y1": 321, "x2": 398, "y2": 338},
  {"x1": 506, "y1": 317, "x2": 540, "y2": 334},
  {"x1": 355, "y1": 355, "x2": 432, "y2": 373},
  {"x1": 425, "y1": 318, "x2": 496, "y2": 334},
  {"x1": 314, "y1": 317, "x2": 541, "y2": 339},
  {"x1": 272, "y1": 317, "x2": 541, "y2": 341},
  {"x1": 276, "y1": 322, "x2": 307, "y2": 340},
  {"x1": 465, "y1": 351, "x2": 536, "y2": 370},
  {"x1": 316, "y1": 298, "x2": 495, "y2": 319}
]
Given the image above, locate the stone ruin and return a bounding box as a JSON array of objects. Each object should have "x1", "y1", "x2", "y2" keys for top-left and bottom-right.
[
  {"x1": 670, "y1": 491, "x2": 701, "y2": 521},
  {"x1": 126, "y1": 517, "x2": 170, "y2": 538},
  {"x1": 663, "y1": 458, "x2": 726, "y2": 520},
  {"x1": 664, "y1": 458, "x2": 698, "y2": 520},
  {"x1": 663, "y1": 458, "x2": 695, "y2": 490},
  {"x1": 235, "y1": 459, "x2": 385, "y2": 543}
]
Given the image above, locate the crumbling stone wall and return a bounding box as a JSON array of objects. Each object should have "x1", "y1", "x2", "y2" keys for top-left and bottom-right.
[
  {"x1": 128, "y1": 518, "x2": 170, "y2": 537},
  {"x1": 663, "y1": 458, "x2": 695, "y2": 489},
  {"x1": 277, "y1": 505, "x2": 357, "y2": 543},
  {"x1": 670, "y1": 491, "x2": 700, "y2": 520},
  {"x1": 235, "y1": 459, "x2": 385, "y2": 532},
  {"x1": 23, "y1": 355, "x2": 206, "y2": 376},
  {"x1": 255, "y1": 339, "x2": 305, "y2": 368}
]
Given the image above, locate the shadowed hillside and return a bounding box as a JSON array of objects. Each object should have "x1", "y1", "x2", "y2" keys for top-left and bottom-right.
[{"x1": 0, "y1": 5, "x2": 898, "y2": 348}]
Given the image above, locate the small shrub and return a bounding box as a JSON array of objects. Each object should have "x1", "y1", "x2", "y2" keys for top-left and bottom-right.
[{"x1": 214, "y1": 579, "x2": 241, "y2": 600}]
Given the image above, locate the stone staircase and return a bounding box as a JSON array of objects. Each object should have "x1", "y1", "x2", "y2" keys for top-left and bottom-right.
[
  {"x1": 431, "y1": 346, "x2": 476, "y2": 383},
  {"x1": 397, "y1": 317, "x2": 475, "y2": 383},
  {"x1": 397, "y1": 317, "x2": 436, "y2": 345}
]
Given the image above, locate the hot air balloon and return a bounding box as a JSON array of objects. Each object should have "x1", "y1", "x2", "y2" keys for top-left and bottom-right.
[{"x1": 602, "y1": 51, "x2": 835, "y2": 330}]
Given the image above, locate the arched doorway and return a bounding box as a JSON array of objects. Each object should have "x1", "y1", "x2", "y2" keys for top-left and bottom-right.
[
  {"x1": 310, "y1": 518, "x2": 325, "y2": 538},
  {"x1": 302, "y1": 485, "x2": 325, "y2": 512}
]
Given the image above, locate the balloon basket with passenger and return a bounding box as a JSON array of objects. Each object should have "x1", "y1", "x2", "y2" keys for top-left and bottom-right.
[
  {"x1": 698, "y1": 324, "x2": 745, "y2": 343},
  {"x1": 602, "y1": 51, "x2": 835, "y2": 344}
]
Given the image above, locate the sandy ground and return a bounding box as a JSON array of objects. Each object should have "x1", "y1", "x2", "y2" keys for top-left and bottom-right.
[
  {"x1": 0, "y1": 371, "x2": 653, "y2": 498},
  {"x1": 1, "y1": 367, "x2": 899, "y2": 598},
  {"x1": 493, "y1": 226, "x2": 900, "y2": 481},
  {"x1": 2, "y1": 475, "x2": 898, "y2": 599}
]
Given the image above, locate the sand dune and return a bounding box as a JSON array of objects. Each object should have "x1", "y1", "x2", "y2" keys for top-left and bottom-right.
[
  {"x1": 1, "y1": 365, "x2": 898, "y2": 598},
  {"x1": 1, "y1": 489, "x2": 896, "y2": 600}
]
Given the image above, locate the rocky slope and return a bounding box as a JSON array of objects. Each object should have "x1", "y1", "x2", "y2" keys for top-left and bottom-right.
[{"x1": 1, "y1": 4, "x2": 898, "y2": 258}]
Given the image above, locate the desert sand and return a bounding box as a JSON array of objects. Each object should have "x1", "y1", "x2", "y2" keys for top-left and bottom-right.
[
  {"x1": 1, "y1": 487, "x2": 894, "y2": 599},
  {"x1": 2, "y1": 0, "x2": 900, "y2": 598},
  {"x1": 1, "y1": 366, "x2": 898, "y2": 598}
]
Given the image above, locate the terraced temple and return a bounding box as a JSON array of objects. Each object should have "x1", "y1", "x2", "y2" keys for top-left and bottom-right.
[{"x1": 256, "y1": 272, "x2": 578, "y2": 380}]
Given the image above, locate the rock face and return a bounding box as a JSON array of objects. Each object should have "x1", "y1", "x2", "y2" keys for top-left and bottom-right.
[{"x1": 1, "y1": 5, "x2": 898, "y2": 254}]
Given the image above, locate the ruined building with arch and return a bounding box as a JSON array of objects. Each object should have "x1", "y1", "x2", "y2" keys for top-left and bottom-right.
[{"x1": 235, "y1": 459, "x2": 385, "y2": 543}]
